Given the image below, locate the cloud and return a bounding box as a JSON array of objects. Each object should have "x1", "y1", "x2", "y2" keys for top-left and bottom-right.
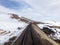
[
  {"x1": 21, "y1": 0, "x2": 60, "y2": 21},
  {"x1": 0, "y1": 5, "x2": 20, "y2": 15},
  {"x1": 0, "y1": 0, "x2": 31, "y2": 10},
  {"x1": 0, "y1": 0, "x2": 20, "y2": 10},
  {"x1": 0, "y1": 0, "x2": 60, "y2": 22}
]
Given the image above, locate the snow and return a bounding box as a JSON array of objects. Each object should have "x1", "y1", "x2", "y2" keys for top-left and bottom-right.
[
  {"x1": 0, "y1": 13, "x2": 28, "y2": 45},
  {"x1": 38, "y1": 23, "x2": 54, "y2": 29},
  {"x1": 45, "y1": 21, "x2": 60, "y2": 26},
  {"x1": 0, "y1": 12, "x2": 60, "y2": 44},
  {"x1": 38, "y1": 23, "x2": 60, "y2": 40},
  {"x1": 50, "y1": 28, "x2": 60, "y2": 40}
]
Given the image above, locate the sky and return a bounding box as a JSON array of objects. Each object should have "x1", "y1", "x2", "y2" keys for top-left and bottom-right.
[{"x1": 0, "y1": 0, "x2": 60, "y2": 22}]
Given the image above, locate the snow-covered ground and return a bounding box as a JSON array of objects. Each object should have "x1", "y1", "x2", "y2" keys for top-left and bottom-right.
[
  {"x1": 0, "y1": 12, "x2": 60, "y2": 45},
  {"x1": 0, "y1": 13, "x2": 28, "y2": 45},
  {"x1": 38, "y1": 23, "x2": 60, "y2": 40}
]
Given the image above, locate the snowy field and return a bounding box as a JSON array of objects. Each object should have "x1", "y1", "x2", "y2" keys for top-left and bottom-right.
[
  {"x1": 0, "y1": 13, "x2": 28, "y2": 45},
  {"x1": 0, "y1": 12, "x2": 60, "y2": 45},
  {"x1": 38, "y1": 23, "x2": 60, "y2": 40}
]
